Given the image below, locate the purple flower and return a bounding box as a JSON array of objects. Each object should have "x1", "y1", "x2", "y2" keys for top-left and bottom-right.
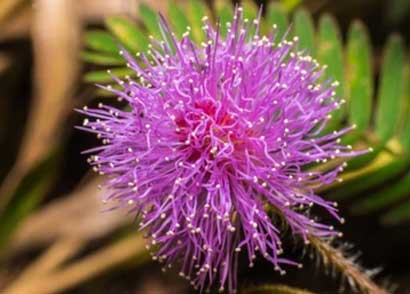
[{"x1": 79, "y1": 7, "x2": 365, "y2": 293}]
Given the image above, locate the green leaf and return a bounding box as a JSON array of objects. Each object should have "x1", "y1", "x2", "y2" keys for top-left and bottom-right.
[
  {"x1": 345, "y1": 21, "x2": 373, "y2": 141},
  {"x1": 375, "y1": 34, "x2": 405, "y2": 143},
  {"x1": 397, "y1": 62, "x2": 410, "y2": 152},
  {"x1": 215, "y1": 0, "x2": 233, "y2": 38},
  {"x1": 317, "y1": 14, "x2": 345, "y2": 126},
  {"x1": 81, "y1": 51, "x2": 125, "y2": 66},
  {"x1": 168, "y1": 1, "x2": 190, "y2": 37},
  {"x1": 242, "y1": 0, "x2": 259, "y2": 37},
  {"x1": 281, "y1": 0, "x2": 303, "y2": 12},
  {"x1": 266, "y1": 3, "x2": 288, "y2": 40},
  {"x1": 139, "y1": 3, "x2": 161, "y2": 39},
  {"x1": 0, "y1": 151, "x2": 58, "y2": 252},
  {"x1": 84, "y1": 68, "x2": 135, "y2": 83},
  {"x1": 242, "y1": 0, "x2": 259, "y2": 20},
  {"x1": 95, "y1": 84, "x2": 124, "y2": 97},
  {"x1": 241, "y1": 0, "x2": 259, "y2": 30},
  {"x1": 351, "y1": 171, "x2": 410, "y2": 215},
  {"x1": 293, "y1": 9, "x2": 315, "y2": 56},
  {"x1": 84, "y1": 30, "x2": 119, "y2": 53},
  {"x1": 187, "y1": 0, "x2": 209, "y2": 42},
  {"x1": 105, "y1": 16, "x2": 148, "y2": 53},
  {"x1": 344, "y1": 143, "x2": 382, "y2": 171},
  {"x1": 328, "y1": 153, "x2": 408, "y2": 200},
  {"x1": 382, "y1": 199, "x2": 410, "y2": 225}
]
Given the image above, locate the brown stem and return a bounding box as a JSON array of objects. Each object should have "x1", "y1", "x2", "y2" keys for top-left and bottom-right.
[{"x1": 308, "y1": 235, "x2": 388, "y2": 294}]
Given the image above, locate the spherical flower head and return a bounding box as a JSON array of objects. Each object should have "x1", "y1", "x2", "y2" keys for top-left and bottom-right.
[{"x1": 79, "y1": 7, "x2": 365, "y2": 293}]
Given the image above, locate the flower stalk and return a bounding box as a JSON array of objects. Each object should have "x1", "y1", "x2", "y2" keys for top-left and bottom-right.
[{"x1": 308, "y1": 235, "x2": 388, "y2": 294}]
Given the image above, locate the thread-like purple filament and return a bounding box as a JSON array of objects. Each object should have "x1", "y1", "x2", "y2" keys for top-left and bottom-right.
[{"x1": 79, "y1": 7, "x2": 365, "y2": 293}]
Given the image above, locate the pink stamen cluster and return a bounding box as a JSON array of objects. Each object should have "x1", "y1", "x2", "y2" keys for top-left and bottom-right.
[{"x1": 79, "y1": 7, "x2": 365, "y2": 293}]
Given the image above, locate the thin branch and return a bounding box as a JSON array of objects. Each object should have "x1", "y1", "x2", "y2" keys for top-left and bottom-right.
[
  {"x1": 8, "y1": 178, "x2": 129, "y2": 254},
  {"x1": 5, "y1": 233, "x2": 147, "y2": 294},
  {"x1": 0, "y1": 0, "x2": 81, "y2": 211},
  {"x1": 0, "y1": 0, "x2": 170, "y2": 41},
  {"x1": 10, "y1": 238, "x2": 85, "y2": 282}
]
